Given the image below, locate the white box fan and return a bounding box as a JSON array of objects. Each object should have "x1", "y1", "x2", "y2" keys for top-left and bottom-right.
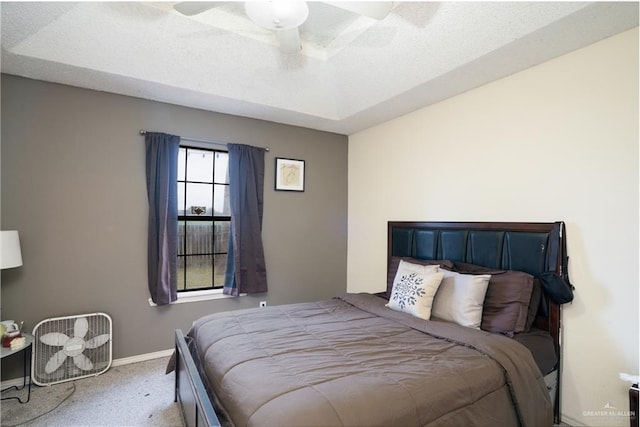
[{"x1": 32, "y1": 313, "x2": 112, "y2": 386}]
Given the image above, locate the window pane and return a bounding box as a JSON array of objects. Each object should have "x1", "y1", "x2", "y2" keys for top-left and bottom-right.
[
  {"x1": 213, "y1": 184, "x2": 230, "y2": 216},
  {"x1": 186, "y1": 149, "x2": 213, "y2": 183},
  {"x1": 186, "y1": 183, "x2": 212, "y2": 216},
  {"x1": 214, "y1": 254, "x2": 227, "y2": 287},
  {"x1": 185, "y1": 255, "x2": 213, "y2": 289},
  {"x1": 177, "y1": 183, "x2": 185, "y2": 215},
  {"x1": 214, "y1": 221, "x2": 230, "y2": 253},
  {"x1": 178, "y1": 147, "x2": 186, "y2": 181},
  {"x1": 178, "y1": 221, "x2": 186, "y2": 255},
  {"x1": 185, "y1": 221, "x2": 212, "y2": 255},
  {"x1": 214, "y1": 152, "x2": 229, "y2": 184},
  {"x1": 177, "y1": 257, "x2": 185, "y2": 290}
]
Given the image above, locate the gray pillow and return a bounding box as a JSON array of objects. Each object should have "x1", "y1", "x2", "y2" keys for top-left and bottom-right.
[
  {"x1": 431, "y1": 270, "x2": 491, "y2": 329},
  {"x1": 454, "y1": 262, "x2": 535, "y2": 336}
]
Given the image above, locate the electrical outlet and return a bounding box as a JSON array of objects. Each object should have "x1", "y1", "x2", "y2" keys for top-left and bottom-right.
[{"x1": 259, "y1": 301, "x2": 267, "y2": 308}]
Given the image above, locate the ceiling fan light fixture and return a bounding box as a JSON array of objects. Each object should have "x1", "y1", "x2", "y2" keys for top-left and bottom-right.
[{"x1": 245, "y1": 1, "x2": 309, "y2": 30}]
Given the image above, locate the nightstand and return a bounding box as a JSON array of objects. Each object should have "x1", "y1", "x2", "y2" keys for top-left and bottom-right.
[{"x1": 1, "y1": 332, "x2": 33, "y2": 403}]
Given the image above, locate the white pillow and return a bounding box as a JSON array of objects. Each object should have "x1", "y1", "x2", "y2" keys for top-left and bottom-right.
[
  {"x1": 386, "y1": 260, "x2": 444, "y2": 320},
  {"x1": 431, "y1": 270, "x2": 491, "y2": 329}
]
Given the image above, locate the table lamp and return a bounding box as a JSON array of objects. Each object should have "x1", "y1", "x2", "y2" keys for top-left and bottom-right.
[
  {"x1": 1, "y1": 230, "x2": 23, "y2": 269},
  {"x1": 1, "y1": 230, "x2": 24, "y2": 347}
]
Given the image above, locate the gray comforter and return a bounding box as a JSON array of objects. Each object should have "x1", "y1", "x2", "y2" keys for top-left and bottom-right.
[{"x1": 189, "y1": 293, "x2": 552, "y2": 427}]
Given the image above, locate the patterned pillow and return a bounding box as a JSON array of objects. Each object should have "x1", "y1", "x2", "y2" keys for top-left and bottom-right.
[
  {"x1": 386, "y1": 257, "x2": 454, "y2": 298},
  {"x1": 386, "y1": 260, "x2": 444, "y2": 320}
]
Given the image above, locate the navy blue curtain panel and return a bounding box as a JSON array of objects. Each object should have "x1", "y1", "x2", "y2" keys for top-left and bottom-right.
[
  {"x1": 224, "y1": 143, "x2": 268, "y2": 296},
  {"x1": 145, "y1": 132, "x2": 180, "y2": 305}
]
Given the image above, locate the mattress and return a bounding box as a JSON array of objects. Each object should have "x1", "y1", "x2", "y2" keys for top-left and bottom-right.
[
  {"x1": 514, "y1": 328, "x2": 558, "y2": 376},
  {"x1": 188, "y1": 293, "x2": 552, "y2": 427}
]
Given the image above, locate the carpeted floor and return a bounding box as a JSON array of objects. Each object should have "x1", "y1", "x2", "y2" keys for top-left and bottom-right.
[{"x1": 1, "y1": 356, "x2": 183, "y2": 427}]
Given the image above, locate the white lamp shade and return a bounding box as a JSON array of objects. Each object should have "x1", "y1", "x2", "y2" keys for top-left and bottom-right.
[{"x1": 1, "y1": 231, "x2": 23, "y2": 269}]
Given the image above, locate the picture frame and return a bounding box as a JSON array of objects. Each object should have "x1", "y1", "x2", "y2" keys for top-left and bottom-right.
[{"x1": 275, "y1": 158, "x2": 305, "y2": 192}]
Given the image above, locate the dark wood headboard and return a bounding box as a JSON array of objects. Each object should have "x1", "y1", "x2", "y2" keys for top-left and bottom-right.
[
  {"x1": 387, "y1": 220, "x2": 567, "y2": 422},
  {"x1": 387, "y1": 221, "x2": 563, "y2": 357}
]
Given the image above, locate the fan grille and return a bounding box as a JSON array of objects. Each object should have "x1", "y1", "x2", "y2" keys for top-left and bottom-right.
[{"x1": 32, "y1": 313, "x2": 112, "y2": 386}]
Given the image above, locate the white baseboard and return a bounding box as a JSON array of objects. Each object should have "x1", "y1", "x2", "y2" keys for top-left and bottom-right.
[
  {"x1": 110, "y1": 348, "x2": 173, "y2": 367},
  {"x1": 1, "y1": 349, "x2": 173, "y2": 390}
]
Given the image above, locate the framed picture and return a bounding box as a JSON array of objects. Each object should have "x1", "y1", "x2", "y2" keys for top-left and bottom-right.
[{"x1": 275, "y1": 158, "x2": 305, "y2": 192}]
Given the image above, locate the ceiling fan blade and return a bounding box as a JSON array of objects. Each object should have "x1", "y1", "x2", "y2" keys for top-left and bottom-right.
[
  {"x1": 173, "y1": 2, "x2": 219, "y2": 16},
  {"x1": 324, "y1": 2, "x2": 393, "y2": 20},
  {"x1": 277, "y1": 28, "x2": 302, "y2": 53}
]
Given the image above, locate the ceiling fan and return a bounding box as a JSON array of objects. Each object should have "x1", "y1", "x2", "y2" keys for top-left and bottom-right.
[{"x1": 173, "y1": 1, "x2": 394, "y2": 53}]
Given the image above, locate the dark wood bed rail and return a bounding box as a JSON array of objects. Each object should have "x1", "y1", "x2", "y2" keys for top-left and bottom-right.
[{"x1": 175, "y1": 329, "x2": 221, "y2": 427}]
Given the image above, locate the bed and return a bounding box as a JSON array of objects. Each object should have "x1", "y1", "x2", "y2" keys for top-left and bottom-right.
[{"x1": 173, "y1": 221, "x2": 567, "y2": 426}]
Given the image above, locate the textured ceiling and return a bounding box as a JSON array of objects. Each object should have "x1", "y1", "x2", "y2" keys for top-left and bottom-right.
[{"x1": 1, "y1": 2, "x2": 638, "y2": 135}]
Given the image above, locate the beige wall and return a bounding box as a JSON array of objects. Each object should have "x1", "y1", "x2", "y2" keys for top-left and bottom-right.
[
  {"x1": 348, "y1": 28, "x2": 638, "y2": 426},
  {"x1": 1, "y1": 75, "x2": 348, "y2": 371}
]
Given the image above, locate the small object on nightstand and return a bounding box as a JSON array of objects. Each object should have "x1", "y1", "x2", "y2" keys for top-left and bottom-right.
[
  {"x1": 630, "y1": 383, "x2": 638, "y2": 427},
  {"x1": 1, "y1": 320, "x2": 24, "y2": 347},
  {"x1": 2, "y1": 334, "x2": 23, "y2": 348},
  {"x1": 1, "y1": 320, "x2": 21, "y2": 338},
  {"x1": 10, "y1": 336, "x2": 26, "y2": 350}
]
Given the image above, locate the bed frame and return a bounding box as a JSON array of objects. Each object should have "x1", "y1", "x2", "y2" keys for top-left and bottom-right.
[
  {"x1": 175, "y1": 221, "x2": 567, "y2": 426},
  {"x1": 387, "y1": 221, "x2": 565, "y2": 423},
  {"x1": 174, "y1": 329, "x2": 221, "y2": 427}
]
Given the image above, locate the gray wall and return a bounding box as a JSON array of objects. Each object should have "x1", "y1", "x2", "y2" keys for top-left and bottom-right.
[{"x1": 0, "y1": 75, "x2": 348, "y2": 376}]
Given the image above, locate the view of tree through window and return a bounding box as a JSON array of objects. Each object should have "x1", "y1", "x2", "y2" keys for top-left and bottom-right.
[{"x1": 177, "y1": 146, "x2": 230, "y2": 291}]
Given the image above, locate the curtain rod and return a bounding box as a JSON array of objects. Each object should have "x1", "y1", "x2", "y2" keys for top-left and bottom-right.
[{"x1": 139, "y1": 130, "x2": 270, "y2": 152}]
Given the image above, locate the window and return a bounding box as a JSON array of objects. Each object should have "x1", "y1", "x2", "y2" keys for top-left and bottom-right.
[{"x1": 177, "y1": 146, "x2": 230, "y2": 292}]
